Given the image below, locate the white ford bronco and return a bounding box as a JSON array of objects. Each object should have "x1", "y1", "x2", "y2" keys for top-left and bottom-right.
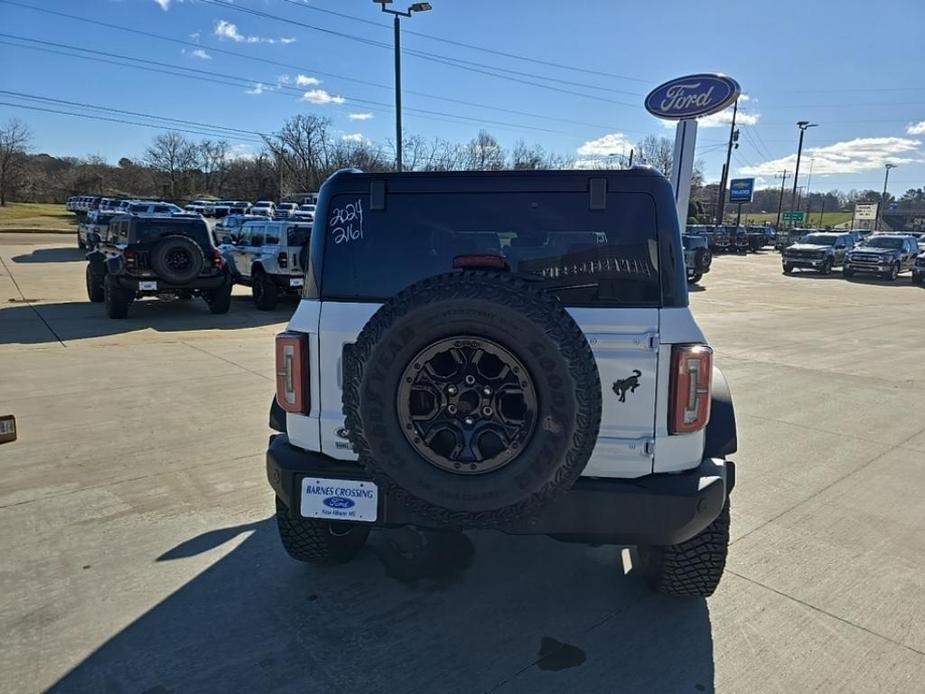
[{"x1": 266, "y1": 168, "x2": 737, "y2": 597}]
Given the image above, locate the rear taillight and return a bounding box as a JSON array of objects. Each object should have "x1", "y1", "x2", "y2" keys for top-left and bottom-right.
[
  {"x1": 277, "y1": 251, "x2": 288, "y2": 269},
  {"x1": 212, "y1": 249, "x2": 224, "y2": 269},
  {"x1": 124, "y1": 248, "x2": 137, "y2": 269},
  {"x1": 276, "y1": 332, "x2": 309, "y2": 413},
  {"x1": 669, "y1": 345, "x2": 713, "y2": 434}
]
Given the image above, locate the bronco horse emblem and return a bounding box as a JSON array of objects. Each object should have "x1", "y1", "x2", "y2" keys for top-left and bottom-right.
[{"x1": 612, "y1": 370, "x2": 642, "y2": 403}]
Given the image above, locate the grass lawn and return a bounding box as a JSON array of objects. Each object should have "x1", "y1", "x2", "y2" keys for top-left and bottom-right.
[
  {"x1": 733, "y1": 211, "x2": 854, "y2": 228},
  {"x1": 0, "y1": 202, "x2": 76, "y2": 232}
]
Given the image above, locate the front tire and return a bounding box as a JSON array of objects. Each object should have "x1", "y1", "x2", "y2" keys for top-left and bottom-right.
[
  {"x1": 687, "y1": 272, "x2": 703, "y2": 284},
  {"x1": 275, "y1": 498, "x2": 370, "y2": 564},
  {"x1": 252, "y1": 271, "x2": 278, "y2": 310},
  {"x1": 637, "y1": 501, "x2": 730, "y2": 598},
  {"x1": 782, "y1": 263, "x2": 793, "y2": 274},
  {"x1": 819, "y1": 257, "x2": 833, "y2": 275},
  {"x1": 86, "y1": 265, "x2": 104, "y2": 302},
  {"x1": 103, "y1": 274, "x2": 132, "y2": 319},
  {"x1": 883, "y1": 262, "x2": 899, "y2": 281},
  {"x1": 843, "y1": 267, "x2": 854, "y2": 278}
]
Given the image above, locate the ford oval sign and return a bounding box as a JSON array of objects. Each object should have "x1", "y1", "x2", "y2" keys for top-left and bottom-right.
[
  {"x1": 645, "y1": 74, "x2": 741, "y2": 120},
  {"x1": 323, "y1": 496, "x2": 356, "y2": 510}
]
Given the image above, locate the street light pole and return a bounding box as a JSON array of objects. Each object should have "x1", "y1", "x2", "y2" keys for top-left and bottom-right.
[
  {"x1": 877, "y1": 163, "x2": 897, "y2": 231},
  {"x1": 375, "y1": 1, "x2": 433, "y2": 173},
  {"x1": 790, "y1": 121, "x2": 817, "y2": 224}
]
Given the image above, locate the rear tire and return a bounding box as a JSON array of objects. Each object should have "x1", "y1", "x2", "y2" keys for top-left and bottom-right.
[
  {"x1": 86, "y1": 265, "x2": 104, "y2": 303},
  {"x1": 252, "y1": 271, "x2": 278, "y2": 310},
  {"x1": 275, "y1": 498, "x2": 370, "y2": 564},
  {"x1": 103, "y1": 274, "x2": 132, "y2": 319},
  {"x1": 637, "y1": 501, "x2": 730, "y2": 598},
  {"x1": 205, "y1": 280, "x2": 233, "y2": 314},
  {"x1": 688, "y1": 272, "x2": 703, "y2": 284}
]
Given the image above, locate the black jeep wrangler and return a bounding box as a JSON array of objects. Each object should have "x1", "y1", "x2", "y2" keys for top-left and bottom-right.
[
  {"x1": 681, "y1": 233, "x2": 713, "y2": 283},
  {"x1": 85, "y1": 215, "x2": 233, "y2": 319}
]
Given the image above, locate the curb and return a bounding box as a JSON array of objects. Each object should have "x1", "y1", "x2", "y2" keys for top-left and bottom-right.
[{"x1": 0, "y1": 229, "x2": 76, "y2": 235}]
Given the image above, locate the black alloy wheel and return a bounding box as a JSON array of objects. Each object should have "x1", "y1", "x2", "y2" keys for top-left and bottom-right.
[{"x1": 397, "y1": 336, "x2": 537, "y2": 476}]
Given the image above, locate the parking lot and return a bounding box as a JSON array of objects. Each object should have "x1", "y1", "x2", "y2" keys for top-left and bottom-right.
[{"x1": 2, "y1": 234, "x2": 924, "y2": 693}]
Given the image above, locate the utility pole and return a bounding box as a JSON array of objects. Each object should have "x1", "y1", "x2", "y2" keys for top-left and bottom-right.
[
  {"x1": 375, "y1": 1, "x2": 433, "y2": 173},
  {"x1": 878, "y1": 163, "x2": 897, "y2": 230},
  {"x1": 791, "y1": 121, "x2": 818, "y2": 224},
  {"x1": 775, "y1": 169, "x2": 790, "y2": 230},
  {"x1": 714, "y1": 99, "x2": 739, "y2": 225}
]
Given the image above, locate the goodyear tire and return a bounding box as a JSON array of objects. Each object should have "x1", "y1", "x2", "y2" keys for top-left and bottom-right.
[
  {"x1": 637, "y1": 501, "x2": 730, "y2": 597},
  {"x1": 150, "y1": 235, "x2": 204, "y2": 285},
  {"x1": 275, "y1": 498, "x2": 370, "y2": 564},
  {"x1": 343, "y1": 271, "x2": 602, "y2": 528}
]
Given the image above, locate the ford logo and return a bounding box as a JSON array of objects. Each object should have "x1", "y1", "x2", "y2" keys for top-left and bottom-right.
[
  {"x1": 645, "y1": 73, "x2": 740, "y2": 120},
  {"x1": 323, "y1": 496, "x2": 355, "y2": 509}
]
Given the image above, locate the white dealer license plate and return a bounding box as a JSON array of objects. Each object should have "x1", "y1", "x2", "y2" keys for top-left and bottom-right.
[
  {"x1": 139, "y1": 280, "x2": 157, "y2": 291},
  {"x1": 300, "y1": 477, "x2": 378, "y2": 522},
  {"x1": 289, "y1": 277, "x2": 304, "y2": 287}
]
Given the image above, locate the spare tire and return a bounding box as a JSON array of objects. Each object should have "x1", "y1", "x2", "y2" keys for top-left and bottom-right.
[
  {"x1": 343, "y1": 271, "x2": 601, "y2": 527},
  {"x1": 150, "y1": 235, "x2": 204, "y2": 285}
]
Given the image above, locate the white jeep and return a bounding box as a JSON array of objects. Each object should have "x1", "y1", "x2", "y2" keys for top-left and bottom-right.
[{"x1": 266, "y1": 169, "x2": 737, "y2": 597}]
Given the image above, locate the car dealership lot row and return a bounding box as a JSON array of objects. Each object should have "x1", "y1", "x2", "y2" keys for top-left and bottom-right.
[{"x1": 1, "y1": 235, "x2": 924, "y2": 693}]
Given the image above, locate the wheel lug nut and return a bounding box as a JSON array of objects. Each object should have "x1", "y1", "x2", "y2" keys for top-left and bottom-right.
[
  {"x1": 482, "y1": 406, "x2": 493, "y2": 416},
  {"x1": 465, "y1": 375, "x2": 476, "y2": 385},
  {"x1": 482, "y1": 386, "x2": 492, "y2": 396},
  {"x1": 464, "y1": 416, "x2": 474, "y2": 426},
  {"x1": 447, "y1": 404, "x2": 457, "y2": 414},
  {"x1": 447, "y1": 385, "x2": 457, "y2": 395}
]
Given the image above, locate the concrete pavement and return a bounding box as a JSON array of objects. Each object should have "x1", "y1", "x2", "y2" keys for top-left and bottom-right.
[{"x1": 1, "y1": 238, "x2": 923, "y2": 693}]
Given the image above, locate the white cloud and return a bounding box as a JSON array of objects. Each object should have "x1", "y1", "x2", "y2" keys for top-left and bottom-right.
[
  {"x1": 295, "y1": 74, "x2": 321, "y2": 87},
  {"x1": 228, "y1": 144, "x2": 255, "y2": 161},
  {"x1": 191, "y1": 48, "x2": 211, "y2": 60},
  {"x1": 189, "y1": 31, "x2": 200, "y2": 41},
  {"x1": 245, "y1": 82, "x2": 278, "y2": 96},
  {"x1": 697, "y1": 108, "x2": 759, "y2": 128},
  {"x1": 342, "y1": 133, "x2": 365, "y2": 143},
  {"x1": 739, "y1": 136, "x2": 923, "y2": 176},
  {"x1": 576, "y1": 132, "x2": 633, "y2": 157},
  {"x1": 213, "y1": 19, "x2": 296, "y2": 45},
  {"x1": 907, "y1": 121, "x2": 925, "y2": 135},
  {"x1": 348, "y1": 113, "x2": 374, "y2": 121},
  {"x1": 153, "y1": 0, "x2": 170, "y2": 10},
  {"x1": 301, "y1": 89, "x2": 345, "y2": 105}
]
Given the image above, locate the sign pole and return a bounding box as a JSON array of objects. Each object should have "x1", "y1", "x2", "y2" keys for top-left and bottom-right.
[
  {"x1": 669, "y1": 118, "x2": 697, "y2": 230},
  {"x1": 735, "y1": 203, "x2": 743, "y2": 227}
]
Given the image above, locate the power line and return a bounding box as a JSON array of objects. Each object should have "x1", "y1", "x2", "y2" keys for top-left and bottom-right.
[
  {"x1": 196, "y1": 0, "x2": 643, "y2": 106},
  {"x1": 0, "y1": 89, "x2": 268, "y2": 141},
  {"x1": 0, "y1": 1, "x2": 639, "y2": 131},
  {"x1": 280, "y1": 0, "x2": 651, "y2": 84},
  {"x1": 0, "y1": 100, "x2": 266, "y2": 144},
  {"x1": 0, "y1": 35, "x2": 582, "y2": 136}
]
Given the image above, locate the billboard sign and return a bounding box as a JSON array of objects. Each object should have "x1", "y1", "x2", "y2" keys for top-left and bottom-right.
[
  {"x1": 645, "y1": 73, "x2": 741, "y2": 120},
  {"x1": 782, "y1": 211, "x2": 805, "y2": 222},
  {"x1": 855, "y1": 203, "x2": 878, "y2": 221},
  {"x1": 728, "y1": 178, "x2": 755, "y2": 204}
]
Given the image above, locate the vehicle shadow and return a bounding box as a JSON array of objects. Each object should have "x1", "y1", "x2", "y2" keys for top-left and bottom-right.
[
  {"x1": 49, "y1": 518, "x2": 715, "y2": 693},
  {"x1": 688, "y1": 283, "x2": 707, "y2": 293},
  {"x1": 783, "y1": 271, "x2": 916, "y2": 286},
  {"x1": 0, "y1": 295, "x2": 295, "y2": 345},
  {"x1": 11, "y1": 247, "x2": 85, "y2": 263}
]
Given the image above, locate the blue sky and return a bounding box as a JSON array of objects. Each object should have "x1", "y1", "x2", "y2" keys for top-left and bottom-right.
[{"x1": 1, "y1": 0, "x2": 924, "y2": 195}]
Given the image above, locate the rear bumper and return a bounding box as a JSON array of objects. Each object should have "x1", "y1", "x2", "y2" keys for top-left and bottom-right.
[
  {"x1": 114, "y1": 273, "x2": 229, "y2": 293},
  {"x1": 266, "y1": 434, "x2": 734, "y2": 546}
]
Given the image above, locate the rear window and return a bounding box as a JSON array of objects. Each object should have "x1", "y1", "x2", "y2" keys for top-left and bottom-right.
[
  {"x1": 321, "y1": 191, "x2": 659, "y2": 307},
  {"x1": 288, "y1": 226, "x2": 310, "y2": 247},
  {"x1": 132, "y1": 220, "x2": 212, "y2": 246}
]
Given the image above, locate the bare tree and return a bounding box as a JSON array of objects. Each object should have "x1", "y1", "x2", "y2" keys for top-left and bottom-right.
[
  {"x1": 510, "y1": 140, "x2": 552, "y2": 170},
  {"x1": 464, "y1": 130, "x2": 505, "y2": 171},
  {"x1": 145, "y1": 131, "x2": 198, "y2": 200},
  {"x1": 635, "y1": 135, "x2": 674, "y2": 178},
  {"x1": 0, "y1": 119, "x2": 32, "y2": 206},
  {"x1": 268, "y1": 114, "x2": 332, "y2": 192},
  {"x1": 198, "y1": 140, "x2": 230, "y2": 196}
]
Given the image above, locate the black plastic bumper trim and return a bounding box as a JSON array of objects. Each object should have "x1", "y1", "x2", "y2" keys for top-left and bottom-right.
[{"x1": 266, "y1": 434, "x2": 733, "y2": 546}]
